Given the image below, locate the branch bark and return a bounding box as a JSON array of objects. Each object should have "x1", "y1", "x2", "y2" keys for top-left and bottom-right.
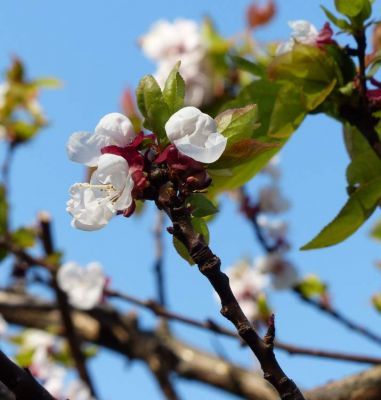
[
  {"x1": 157, "y1": 187, "x2": 305, "y2": 400},
  {"x1": 2, "y1": 290, "x2": 381, "y2": 400}
]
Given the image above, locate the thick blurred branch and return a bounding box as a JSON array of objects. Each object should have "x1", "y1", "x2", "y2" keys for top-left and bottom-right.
[
  {"x1": 2, "y1": 290, "x2": 381, "y2": 400},
  {"x1": 0, "y1": 289, "x2": 277, "y2": 400}
]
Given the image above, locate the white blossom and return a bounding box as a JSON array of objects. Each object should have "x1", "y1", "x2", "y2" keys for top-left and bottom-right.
[
  {"x1": 67, "y1": 153, "x2": 134, "y2": 230},
  {"x1": 57, "y1": 261, "x2": 106, "y2": 310},
  {"x1": 22, "y1": 329, "x2": 55, "y2": 351},
  {"x1": 67, "y1": 113, "x2": 136, "y2": 167},
  {"x1": 65, "y1": 380, "x2": 96, "y2": 400},
  {"x1": 276, "y1": 20, "x2": 319, "y2": 55},
  {"x1": 165, "y1": 106, "x2": 227, "y2": 163},
  {"x1": 258, "y1": 185, "x2": 289, "y2": 213},
  {"x1": 140, "y1": 19, "x2": 202, "y2": 62},
  {"x1": 225, "y1": 261, "x2": 269, "y2": 321},
  {"x1": 257, "y1": 215, "x2": 288, "y2": 241},
  {"x1": 141, "y1": 19, "x2": 213, "y2": 107},
  {"x1": 254, "y1": 254, "x2": 299, "y2": 290}
]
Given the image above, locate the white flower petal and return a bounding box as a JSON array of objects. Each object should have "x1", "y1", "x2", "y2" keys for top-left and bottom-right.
[
  {"x1": 67, "y1": 184, "x2": 115, "y2": 231},
  {"x1": 67, "y1": 113, "x2": 135, "y2": 167},
  {"x1": 113, "y1": 175, "x2": 134, "y2": 211},
  {"x1": 165, "y1": 106, "x2": 227, "y2": 163},
  {"x1": 66, "y1": 131, "x2": 105, "y2": 167},
  {"x1": 91, "y1": 154, "x2": 129, "y2": 191},
  {"x1": 94, "y1": 113, "x2": 135, "y2": 148},
  {"x1": 174, "y1": 132, "x2": 227, "y2": 163}
]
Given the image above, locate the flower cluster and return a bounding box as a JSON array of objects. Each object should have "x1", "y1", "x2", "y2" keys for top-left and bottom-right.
[
  {"x1": 67, "y1": 107, "x2": 226, "y2": 231},
  {"x1": 18, "y1": 329, "x2": 95, "y2": 400},
  {"x1": 276, "y1": 20, "x2": 335, "y2": 55},
  {"x1": 140, "y1": 19, "x2": 213, "y2": 107}
]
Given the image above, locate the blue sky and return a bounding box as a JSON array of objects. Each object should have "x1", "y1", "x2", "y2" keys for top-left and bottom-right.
[{"x1": 1, "y1": 0, "x2": 381, "y2": 399}]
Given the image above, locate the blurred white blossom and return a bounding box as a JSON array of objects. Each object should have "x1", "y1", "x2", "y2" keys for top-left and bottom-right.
[
  {"x1": 165, "y1": 106, "x2": 227, "y2": 163},
  {"x1": 254, "y1": 254, "x2": 299, "y2": 289},
  {"x1": 258, "y1": 185, "x2": 289, "y2": 213},
  {"x1": 276, "y1": 20, "x2": 319, "y2": 55},
  {"x1": 141, "y1": 19, "x2": 214, "y2": 107},
  {"x1": 257, "y1": 215, "x2": 288, "y2": 241},
  {"x1": 224, "y1": 260, "x2": 269, "y2": 321},
  {"x1": 57, "y1": 262, "x2": 106, "y2": 310},
  {"x1": 65, "y1": 380, "x2": 96, "y2": 400}
]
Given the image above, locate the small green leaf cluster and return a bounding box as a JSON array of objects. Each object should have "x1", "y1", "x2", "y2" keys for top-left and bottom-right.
[{"x1": 0, "y1": 58, "x2": 60, "y2": 144}]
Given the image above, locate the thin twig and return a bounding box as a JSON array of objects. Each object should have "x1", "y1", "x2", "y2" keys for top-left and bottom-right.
[
  {"x1": 239, "y1": 187, "x2": 381, "y2": 347},
  {"x1": 37, "y1": 212, "x2": 97, "y2": 398},
  {"x1": 105, "y1": 289, "x2": 381, "y2": 365},
  {"x1": 153, "y1": 210, "x2": 166, "y2": 306}
]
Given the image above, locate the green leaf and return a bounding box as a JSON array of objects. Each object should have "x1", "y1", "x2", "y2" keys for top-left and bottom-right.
[
  {"x1": 230, "y1": 55, "x2": 266, "y2": 78},
  {"x1": 297, "y1": 275, "x2": 327, "y2": 298},
  {"x1": 12, "y1": 227, "x2": 35, "y2": 249},
  {"x1": 172, "y1": 217, "x2": 210, "y2": 265},
  {"x1": 372, "y1": 293, "x2": 381, "y2": 312},
  {"x1": 187, "y1": 194, "x2": 218, "y2": 218},
  {"x1": 136, "y1": 75, "x2": 170, "y2": 144},
  {"x1": 162, "y1": 62, "x2": 185, "y2": 114},
  {"x1": 32, "y1": 77, "x2": 62, "y2": 89},
  {"x1": 370, "y1": 219, "x2": 381, "y2": 240},
  {"x1": 15, "y1": 349, "x2": 34, "y2": 367},
  {"x1": 321, "y1": 6, "x2": 352, "y2": 31},
  {"x1": 12, "y1": 121, "x2": 40, "y2": 141},
  {"x1": 344, "y1": 125, "x2": 381, "y2": 188},
  {"x1": 367, "y1": 50, "x2": 381, "y2": 77},
  {"x1": 301, "y1": 177, "x2": 381, "y2": 250},
  {"x1": 215, "y1": 105, "x2": 258, "y2": 139},
  {"x1": 173, "y1": 237, "x2": 194, "y2": 265},
  {"x1": 212, "y1": 137, "x2": 279, "y2": 169},
  {"x1": 192, "y1": 217, "x2": 210, "y2": 244},
  {"x1": 334, "y1": 0, "x2": 367, "y2": 18},
  {"x1": 208, "y1": 146, "x2": 280, "y2": 196}
]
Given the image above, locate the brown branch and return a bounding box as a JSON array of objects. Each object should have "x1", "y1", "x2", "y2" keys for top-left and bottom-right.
[
  {"x1": 0, "y1": 289, "x2": 277, "y2": 400},
  {"x1": 0, "y1": 350, "x2": 55, "y2": 400},
  {"x1": 3, "y1": 289, "x2": 381, "y2": 400},
  {"x1": 106, "y1": 289, "x2": 381, "y2": 365},
  {"x1": 157, "y1": 184, "x2": 305, "y2": 400},
  {"x1": 37, "y1": 212, "x2": 97, "y2": 398}
]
